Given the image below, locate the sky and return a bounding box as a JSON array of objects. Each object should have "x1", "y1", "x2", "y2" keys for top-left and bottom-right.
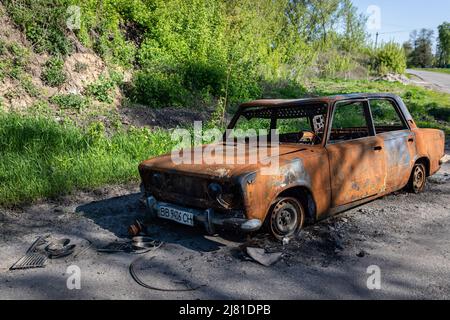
[{"x1": 353, "y1": 0, "x2": 450, "y2": 47}]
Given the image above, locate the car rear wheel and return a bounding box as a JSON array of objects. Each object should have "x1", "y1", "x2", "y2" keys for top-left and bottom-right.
[
  {"x1": 407, "y1": 162, "x2": 426, "y2": 193},
  {"x1": 268, "y1": 197, "x2": 304, "y2": 240}
]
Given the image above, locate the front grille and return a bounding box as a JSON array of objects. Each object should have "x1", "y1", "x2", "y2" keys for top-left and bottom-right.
[
  {"x1": 164, "y1": 173, "x2": 208, "y2": 198},
  {"x1": 142, "y1": 170, "x2": 243, "y2": 210}
]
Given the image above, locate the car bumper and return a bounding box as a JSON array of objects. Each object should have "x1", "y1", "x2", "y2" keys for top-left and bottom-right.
[{"x1": 145, "y1": 196, "x2": 262, "y2": 234}]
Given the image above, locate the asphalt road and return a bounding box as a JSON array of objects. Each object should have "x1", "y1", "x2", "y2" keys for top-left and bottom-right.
[
  {"x1": 406, "y1": 69, "x2": 450, "y2": 94},
  {"x1": 0, "y1": 155, "x2": 449, "y2": 300}
]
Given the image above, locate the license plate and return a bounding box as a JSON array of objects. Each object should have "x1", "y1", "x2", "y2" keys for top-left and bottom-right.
[{"x1": 158, "y1": 205, "x2": 194, "y2": 226}]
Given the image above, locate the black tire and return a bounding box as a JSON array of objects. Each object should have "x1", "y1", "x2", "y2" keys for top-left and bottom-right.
[
  {"x1": 407, "y1": 162, "x2": 426, "y2": 193},
  {"x1": 268, "y1": 197, "x2": 305, "y2": 240}
]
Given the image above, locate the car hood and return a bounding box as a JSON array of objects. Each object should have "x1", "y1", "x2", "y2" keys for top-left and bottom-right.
[{"x1": 139, "y1": 143, "x2": 313, "y2": 180}]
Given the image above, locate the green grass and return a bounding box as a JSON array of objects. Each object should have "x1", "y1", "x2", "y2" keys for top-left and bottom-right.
[
  {"x1": 0, "y1": 113, "x2": 174, "y2": 206},
  {"x1": 412, "y1": 68, "x2": 450, "y2": 75}
]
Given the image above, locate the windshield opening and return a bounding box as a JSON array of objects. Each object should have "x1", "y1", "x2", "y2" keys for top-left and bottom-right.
[{"x1": 227, "y1": 103, "x2": 328, "y2": 145}]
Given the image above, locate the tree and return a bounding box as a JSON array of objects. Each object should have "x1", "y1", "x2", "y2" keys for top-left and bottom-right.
[
  {"x1": 436, "y1": 22, "x2": 450, "y2": 68},
  {"x1": 339, "y1": 0, "x2": 367, "y2": 52},
  {"x1": 408, "y1": 29, "x2": 434, "y2": 68}
]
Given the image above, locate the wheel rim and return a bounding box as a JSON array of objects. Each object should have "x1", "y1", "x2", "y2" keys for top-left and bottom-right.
[
  {"x1": 413, "y1": 165, "x2": 425, "y2": 192},
  {"x1": 271, "y1": 199, "x2": 300, "y2": 237}
]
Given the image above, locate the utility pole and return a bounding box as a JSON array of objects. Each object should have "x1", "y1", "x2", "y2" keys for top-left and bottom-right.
[{"x1": 375, "y1": 32, "x2": 379, "y2": 49}]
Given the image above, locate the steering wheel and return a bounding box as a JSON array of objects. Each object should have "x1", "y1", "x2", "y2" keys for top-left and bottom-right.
[{"x1": 298, "y1": 130, "x2": 322, "y2": 145}]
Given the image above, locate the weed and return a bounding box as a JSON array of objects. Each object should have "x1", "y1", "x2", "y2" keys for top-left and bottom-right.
[
  {"x1": 41, "y1": 57, "x2": 66, "y2": 87},
  {"x1": 19, "y1": 75, "x2": 40, "y2": 97},
  {"x1": 50, "y1": 94, "x2": 87, "y2": 110},
  {"x1": 85, "y1": 75, "x2": 115, "y2": 103},
  {"x1": 74, "y1": 62, "x2": 88, "y2": 73}
]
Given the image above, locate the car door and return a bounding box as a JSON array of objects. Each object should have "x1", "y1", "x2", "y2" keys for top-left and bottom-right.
[
  {"x1": 326, "y1": 100, "x2": 387, "y2": 207},
  {"x1": 369, "y1": 98, "x2": 416, "y2": 192}
]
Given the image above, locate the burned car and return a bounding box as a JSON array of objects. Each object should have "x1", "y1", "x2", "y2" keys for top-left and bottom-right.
[{"x1": 139, "y1": 94, "x2": 445, "y2": 239}]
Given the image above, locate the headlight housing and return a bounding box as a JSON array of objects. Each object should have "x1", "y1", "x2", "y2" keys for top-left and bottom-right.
[
  {"x1": 207, "y1": 182, "x2": 239, "y2": 209},
  {"x1": 207, "y1": 182, "x2": 222, "y2": 199}
]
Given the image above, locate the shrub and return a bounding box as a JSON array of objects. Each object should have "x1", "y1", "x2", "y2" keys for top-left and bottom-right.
[
  {"x1": 4, "y1": 0, "x2": 72, "y2": 55},
  {"x1": 429, "y1": 107, "x2": 450, "y2": 122},
  {"x1": 50, "y1": 93, "x2": 87, "y2": 110},
  {"x1": 85, "y1": 76, "x2": 115, "y2": 103},
  {"x1": 5, "y1": 42, "x2": 30, "y2": 79},
  {"x1": 19, "y1": 75, "x2": 40, "y2": 97},
  {"x1": 183, "y1": 60, "x2": 226, "y2": 96},
  {"x1": 130, "y1": 70, "x2": 187, "y2": 107},
  {"x1": 42, "y1": 57, "x2": 67, "y2": 87},
  {"x1": 372, "y1": 42, "x2": 407, "y2": 75}
]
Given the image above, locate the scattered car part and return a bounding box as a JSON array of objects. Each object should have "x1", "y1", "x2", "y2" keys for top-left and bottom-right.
[
  {"x1": 245, "y1": 247, "x2": 282, "y2": 267},
  {"x1": 10, "y1": 236, "x2": 89, "y2": 270},
  {"x1": 9, "y1": 253, "x2": 47, "y2": 270},
  {"x1": 9, "y1": 236, "x2": 49, "y2": 270},
  {"x1": 97, "y1": 241, "x2": 131, "y2": 253},
  {"x1": 71, "y1": 238, "x2": 92, "y2": 260},
  {"x1": 97, "y1": 237, "x2": 162, "y2": 254},
  {"x1": 129, "y1": 254, "x2": 206, "y2": 292},
  {"x1": 128, "y1": 219, "x2": 145, "y2": 236},
  {"x1": 45, "y1": 238, "x2": 76, "y2": 259},
  {"x1": 132, "y1": 236, "x2": 162, "y2": 253}
]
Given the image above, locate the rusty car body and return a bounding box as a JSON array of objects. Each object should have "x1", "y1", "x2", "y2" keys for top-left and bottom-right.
[{"x1": 139, "y1": 94, "x2": 446, "y2": 239}]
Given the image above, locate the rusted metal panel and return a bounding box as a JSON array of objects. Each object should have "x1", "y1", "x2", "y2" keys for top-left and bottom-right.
[
  {"x1": 413, "y1": 128, "x2": 445, "y2": 175},
  {"x1": 325, "y1": 136, "x2": 386, "y2": 207},
  {"x1": 378, "y1": 130, "x2": 415, "y2": 191}
]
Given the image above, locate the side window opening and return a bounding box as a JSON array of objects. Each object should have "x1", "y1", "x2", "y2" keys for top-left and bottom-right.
[
  {"x1": 369, "y1": 99, "x2": 408, "y2": 133},
  {"x1": 329, "y1": 101, "x2": 371, "y2": 143}
]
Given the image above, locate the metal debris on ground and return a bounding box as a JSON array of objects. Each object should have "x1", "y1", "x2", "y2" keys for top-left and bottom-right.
[
  {"x1": 10, "y1": 236, "x2": 49, "y2": 270},
  {"x1": 246, "y1": 247, "x2": 282, "y2": 267},
  {"x1": 9, "y1": 235, "x2": 84, "y2": 270},
  {"x1": 45, "y1": 238, "x2": 76, "y2": 259},
  {"x1": 129, "y1": 253, "x2": 206, "y2": 292},
  {"x1": 128, "y1": 219, "x2": 146, "y2": 236},
  {"x1": 97, "y1": 241, "x2": 131, "y2": 253},
  {"x1": 9, "y1": 252, "x2": 47, "y2": 270},
  {"x1": 132, "y1": 236, "x2": 162, "y2": 253},
  {"x1": 97, "y1": 236, "x2": 162, "y2": 254}
]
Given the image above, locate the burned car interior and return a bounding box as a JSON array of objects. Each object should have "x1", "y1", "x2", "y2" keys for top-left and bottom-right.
[{"x1": 229, "y1": 102, "x2": 329, "y2": 145}]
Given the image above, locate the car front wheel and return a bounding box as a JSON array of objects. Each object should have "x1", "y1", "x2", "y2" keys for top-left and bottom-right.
[
  {"x1": 407, "y1": 162, "x2": 426, "y2": 193},
  {"x1": 269, "y1": 197, "x2": 304, "y2": 240}
]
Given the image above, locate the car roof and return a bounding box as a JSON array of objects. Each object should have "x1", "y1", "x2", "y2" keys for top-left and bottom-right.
[{"x1": 239, "y1": 93, "x2": 401, "y2": 108}]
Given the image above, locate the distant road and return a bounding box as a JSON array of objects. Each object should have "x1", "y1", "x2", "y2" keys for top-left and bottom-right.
[{"x1": 406, "y1": 69, "x2": 450, "y2": 94}]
